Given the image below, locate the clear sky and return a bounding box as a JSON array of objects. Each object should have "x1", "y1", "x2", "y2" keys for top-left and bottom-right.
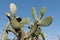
[{"x1": 0, "y1": 0, "x2": 60, "y2": 40}]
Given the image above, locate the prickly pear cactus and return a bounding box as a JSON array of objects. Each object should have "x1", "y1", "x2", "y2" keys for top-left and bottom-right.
[
  {"x1": 2, "y1": 3, "x2": 53, "y2": 40},
  {"x1": 28, "y1": 7, "x2": 53, "y2": 40}
]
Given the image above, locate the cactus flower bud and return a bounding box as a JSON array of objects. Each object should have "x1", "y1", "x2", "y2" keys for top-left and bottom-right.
[{"x1": 6, "y1": 12, "x2": 10, "y2": 17}]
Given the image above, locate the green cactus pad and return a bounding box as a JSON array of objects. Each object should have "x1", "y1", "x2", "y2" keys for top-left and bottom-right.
[
  {"x1": 38, "y1": 6, "x2": 46, "y2": 20},
  {"x1": 40, "y1": 16, "x2": 53, "y2": 26},
  {"x1": 32, "y1": 7, "x2": 37, "y2": 20}
]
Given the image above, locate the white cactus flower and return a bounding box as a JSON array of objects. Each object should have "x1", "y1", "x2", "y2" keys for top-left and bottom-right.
[
  {"x1": 10, "y1": 3, "x2": 17, "y2": 15},
  {"x1": 6, "y1": 12, "x2": 10, "y2": 17}
]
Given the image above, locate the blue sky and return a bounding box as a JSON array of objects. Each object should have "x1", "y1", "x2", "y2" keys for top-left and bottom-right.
[{"x1": 0, "y1": 0, "x2": 60, "y2": 40}]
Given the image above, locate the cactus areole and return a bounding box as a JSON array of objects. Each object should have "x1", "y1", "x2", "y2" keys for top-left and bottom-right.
[{"x1": 2, "y1": 3, "x2": 53, "y2": 40}]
